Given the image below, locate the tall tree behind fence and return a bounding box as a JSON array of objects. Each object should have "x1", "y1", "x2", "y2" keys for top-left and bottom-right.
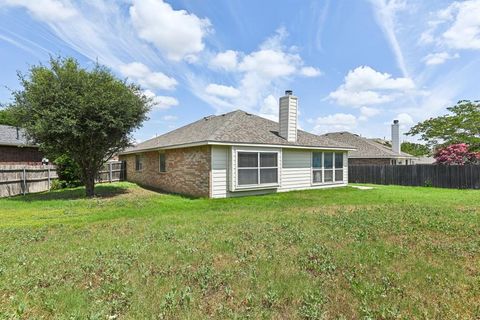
[
  {"x1": 349, "y1": 164, "x2": 480, "y2": 189},
  {"x1": 0, "y1": 161, "x2": 126, "y2": 198}
]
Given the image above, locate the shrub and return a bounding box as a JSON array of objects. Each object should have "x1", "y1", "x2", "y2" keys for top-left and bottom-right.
[
  {"x1": 434, "y1": 143, "x2": 480, "y2": 165},
  {"x1": 53, "y1": 155, "x2": 82, "y2": 188}
]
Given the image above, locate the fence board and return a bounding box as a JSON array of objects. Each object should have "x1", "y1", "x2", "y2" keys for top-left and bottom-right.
[
  {"x1": 349, "y1": 164, "x2": 480, "y2": 189},
  {"x1": 0, "y1": 161, "x2": 126, "y2": 198}
]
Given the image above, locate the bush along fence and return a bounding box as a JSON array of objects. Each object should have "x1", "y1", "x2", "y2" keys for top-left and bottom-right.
[
  {"x1": 0, "y1": 161, "x2": 126, "y2": 198},
  {"x1": 349, "y1": 164, "x2": 480, "y2": 189}
]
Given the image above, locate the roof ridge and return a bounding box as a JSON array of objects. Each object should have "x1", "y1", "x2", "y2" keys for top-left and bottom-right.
[{"x1": 209, "y1": 110, "x2": 244, "y2": 140}]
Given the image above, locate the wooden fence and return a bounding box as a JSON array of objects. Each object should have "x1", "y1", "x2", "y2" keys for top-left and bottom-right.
[
  {"x1": 349, "y1": 164, "x2": 480, "y2": 189},
  {"x1": 0, "y1": 165, "x2": 58, "y2": 198},
  {"x1": 0, "y1": 161, "x2": 126, "y2": 198}
]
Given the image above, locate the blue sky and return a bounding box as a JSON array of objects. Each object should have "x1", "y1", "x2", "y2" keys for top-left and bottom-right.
[{"x1": 0, "y1": 0, "x2": 479, "y2": 143}]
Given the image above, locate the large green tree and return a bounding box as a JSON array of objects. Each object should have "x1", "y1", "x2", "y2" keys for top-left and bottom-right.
[
  {"x1": 407, "y1": 100, "x2": 480, "y2": 151},
  {"x1": 0, "y1": 108, "x2": 16, "y2": 126},
  {"x1": 401, "y1": 142, "x2": 431, "y2": 157},
  {"x1": 9, "y1": 57, "x2": 150, "y2": 197}
]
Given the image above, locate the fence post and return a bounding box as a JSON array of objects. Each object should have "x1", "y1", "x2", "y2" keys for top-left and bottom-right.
[
  {"x1": 109, "y1": 162, "x2": 112, "y2": 183},
  {"x1": 48, "y1": 167, "x2": 51, "y2": 191},
  {"x1": 22, "y1": 167, "x2": 26, "y2": 195}
]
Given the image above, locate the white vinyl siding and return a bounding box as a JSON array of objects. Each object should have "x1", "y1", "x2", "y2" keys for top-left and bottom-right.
[
  {"x1": 210, "y1": 146, "x2": 348, "y2": 198},
  {"x1": 211, "y1": 146, "x2": 228, "y2": 198}
]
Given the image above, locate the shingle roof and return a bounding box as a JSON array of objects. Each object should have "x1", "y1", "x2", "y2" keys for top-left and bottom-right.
[
  {"x1": 122, "y1": 110, "x2": 354, "y2": 154},
  {"x1": 321, "y1": 131, "x2": 415, "y2": 159},
  {"x1": 0, "y1": 125, "x2": 36, "y2": 147}
]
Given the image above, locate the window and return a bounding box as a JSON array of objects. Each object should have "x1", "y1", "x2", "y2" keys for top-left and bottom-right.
[
  {"x1": 312, "y1": 151, "x2": 345, "y2": 184},
  {"x1": 312, "y1": 152, "x2": 322, "y2": 183},
  {"x1": 237, "y1": 152, "x2": 278, "y2": 186},
  {"x1": 135, "y1": 155, "x2": 143, "y2": 171},
  {"x1": 335, "y1": 153, "x2": 343, "y2": 182},
  {"x1": 159, "y1": 153, "x2": 166, "y2": 172},
  {"x1": 324, "y1": 152, "x2": 333, "y2": 182}
]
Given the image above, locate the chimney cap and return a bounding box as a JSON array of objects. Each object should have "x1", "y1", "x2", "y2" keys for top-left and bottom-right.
[
  {"x1": 393, "y1": 119, "x2": 399, "y2": 124},
  {"x1": 285, "y1": 90, "x2": 293, "y2": 96}
]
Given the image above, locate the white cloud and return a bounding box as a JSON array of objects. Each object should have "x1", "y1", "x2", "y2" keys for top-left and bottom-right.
[
  {"x1": 259, "y1": 94, "x2": 279, "y2": 121},
  {"x1": 328, "y1": 66, "x2": 414, "y2": 107},
  {"x1": 300, "y1": 66, "x2": 322, "y2": 77},
  {"x1": 238, "y1": 49, "x2": 300, "y2": 78},
  {"x1": 395, "y1": 112, "x2": 414, "y2": 125},
  {"x1": 129, "y1": 0, "x2": 211, "y2": 61},
  {"x1": 119, "y1": 62, "x2": 177, "y2": 90},
  {"x1": 441, "y1": 0, "x2": 480, "y2": 50},
  {"x1": 360, "y1": 106, "x2": 381, "y2": 117},
  {"x1": 0, "y1": 0, "x2": 77, "y2": 22},
  {"x1": 312, "y1": 113, "x2": 358, "y2": 134},
  {"x1": 420, "y1": 1, "x2": 480, "y2": 51},
  {"x1": 369, "y1": 0, "x2": 409, "y2": 77},
  {"x1": 162, "y1": 115, "x2": 178, "y2": 121},
  {"x1": 205, "y1": 84, "x2": 240, "y2": 98},
  {"x1": 144, "y1": 89, "x2": 179, "y2": 109},
  {"x1": 423, "y1": 52, "x2": 459, "y2": 65},
  {"x1": 209, "y1": 50, "x2": 238, "y2": 71}
]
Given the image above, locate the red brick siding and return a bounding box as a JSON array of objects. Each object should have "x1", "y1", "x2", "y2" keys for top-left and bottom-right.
[
  {"x1": 0, "y1": 146, "x2": 43, "y2": 165},
  {"x1": 349, "y1": 158, "x2": 392, "y2": 165},
  {"x1": 119, "y1": 146, "x2": 211, "y2": 197}
]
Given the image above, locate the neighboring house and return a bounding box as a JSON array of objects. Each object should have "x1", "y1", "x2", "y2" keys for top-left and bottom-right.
[
  {"x1": 0, "y1": 125, "x2": 43, "y2": 165},
  {"x1": 119, "y1": 91, "x2": 355, "y2": 198},
  {"x1": 322, "y1": 121, "x2": 417, "y2": 165}
]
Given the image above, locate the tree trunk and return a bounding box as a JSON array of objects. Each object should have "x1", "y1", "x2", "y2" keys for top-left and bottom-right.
[{"x1": 84, "y1": 174, "x2": 95, "y2": 198}]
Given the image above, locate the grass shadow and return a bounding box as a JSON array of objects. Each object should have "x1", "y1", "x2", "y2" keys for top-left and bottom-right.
[
  {"x1": 8, "y1": 184, "x2": 130, "y2": 202},
  {"x1": 136, "y1": 183, "x2": 203, "y2": 200}
]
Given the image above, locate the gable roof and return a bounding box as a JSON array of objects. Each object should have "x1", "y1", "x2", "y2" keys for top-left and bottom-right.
[
  {"x1": 122, "y1": 110, "x2": 354, "y2": 154},
  {"x1": 0, "y1": 125, "x2": 36, "y2": 147},
  {"x1": 321, "y1": 131, "x2": 416, "y2": 159}
]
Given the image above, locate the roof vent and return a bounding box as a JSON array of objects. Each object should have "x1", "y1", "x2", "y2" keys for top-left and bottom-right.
[
  {"x1": 285, "y1": 90, "x2": 293, "y2": 96},
  {"x1": 393, "y1": 119, "x2": 399, "y2": 124}
]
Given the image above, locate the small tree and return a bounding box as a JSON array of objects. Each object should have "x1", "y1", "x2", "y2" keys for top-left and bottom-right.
[
  {"x1": 407, "y1": 100, "x2": 480, "y2": 151},
  {"x1": 434, "y1": 143, "x2": 480, "y2": 165},
  {"x1": 9, "y1": 57, "x2": 150, "y2": 197}
]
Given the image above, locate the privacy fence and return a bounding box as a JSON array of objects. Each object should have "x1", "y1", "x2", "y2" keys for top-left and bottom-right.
[
  {"x1": 0, "y1": 161, "x2": 126, "y2": 198},
  {"x1": 349, "y1": 164, "x2": 480, "y2": 189}
]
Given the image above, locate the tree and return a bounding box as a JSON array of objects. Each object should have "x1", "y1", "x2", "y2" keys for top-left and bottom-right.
[
  {"x1": 434, "y1": 143, "x2": 480, "y2": 165},
  {"x1": 0, "y1": 108, "x2": 16, "y2": 126},
  {"x1": 401, "y1": 142, "x2": 430, "y2": 157},
  {"x1": 407, "y1": 100, "x2": 480, "y2": 151},
  {"x1": 9, "y1": 57, "x2": 150, "y2": 197}
]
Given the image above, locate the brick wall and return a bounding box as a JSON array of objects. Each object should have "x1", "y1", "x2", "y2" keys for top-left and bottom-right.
[
  {"x1": 0, "y1": 146, "x2": 43, "y2": 165},
  {"x1": 119, "y1": 146, "x2": 211, "y2": 197},
  {"x1": 349, "y1": 158, "x2": 392, "y2": 165}
]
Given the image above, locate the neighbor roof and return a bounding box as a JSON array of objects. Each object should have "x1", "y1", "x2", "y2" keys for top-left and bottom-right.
[
  {"x1": 122, "y1": 110, "x2": 354, "y2": 154},
  {"x1": 0, "y1": 125, "x2": 36, "y2": 147},
  {"x1": 321, "y1": 131, "x2": 415, "y2": 159}
]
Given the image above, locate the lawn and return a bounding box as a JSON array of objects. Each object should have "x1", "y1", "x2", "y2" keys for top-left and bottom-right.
[{"x1": 0, "y1": 183, "x2": 479, "y2": 319}]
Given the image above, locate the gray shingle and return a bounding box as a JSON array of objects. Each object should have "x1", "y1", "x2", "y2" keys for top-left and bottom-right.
[
  {"x1": 122, "y1": 110, "x2": 354, "y2": 153},
  {"x1": 322, "y1": 131, "x2": 415, "y2": 158},
  {"x1": 0, "y1": 125, "x2": 35, "y2": 147}
]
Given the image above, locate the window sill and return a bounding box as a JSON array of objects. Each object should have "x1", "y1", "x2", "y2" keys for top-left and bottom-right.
[
  {"x1": 311, "y1": 181, "x2": 345, "y2": 186},
  {"x1": 232, "y1": 184, "x2": 279, "y2": 192}
]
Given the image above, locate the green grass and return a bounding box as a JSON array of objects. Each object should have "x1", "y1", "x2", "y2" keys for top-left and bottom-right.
[{"x1": 0, "y1": 183, "x2": 479, "y2": 319}]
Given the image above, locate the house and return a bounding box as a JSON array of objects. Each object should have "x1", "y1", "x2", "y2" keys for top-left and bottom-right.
[
  {"x1": 322, "y1": 121, "x2": 417, "y2": 165},
  {"x1": 119, "y1": 91, "x2": 355, "y2": 198},
  {"x1": 0, "y1": 125, "x2": 43, "y2": 165}
]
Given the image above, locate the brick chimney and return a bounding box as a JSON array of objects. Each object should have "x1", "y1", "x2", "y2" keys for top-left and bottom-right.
[{"x1": 279, "y1": 90, "x2": 298, "y2": 142}]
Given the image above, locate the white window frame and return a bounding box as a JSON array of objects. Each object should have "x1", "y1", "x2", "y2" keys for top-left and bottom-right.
[
  {"x1": 235, "y1": 150, "x2": 280, "y2": 189},
  {"x1": 311, "y1": 151, "x2": 345, "y2": 185},
  {"x1": 159, "y1": 152, "x2": 166, "y2": 173}
]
